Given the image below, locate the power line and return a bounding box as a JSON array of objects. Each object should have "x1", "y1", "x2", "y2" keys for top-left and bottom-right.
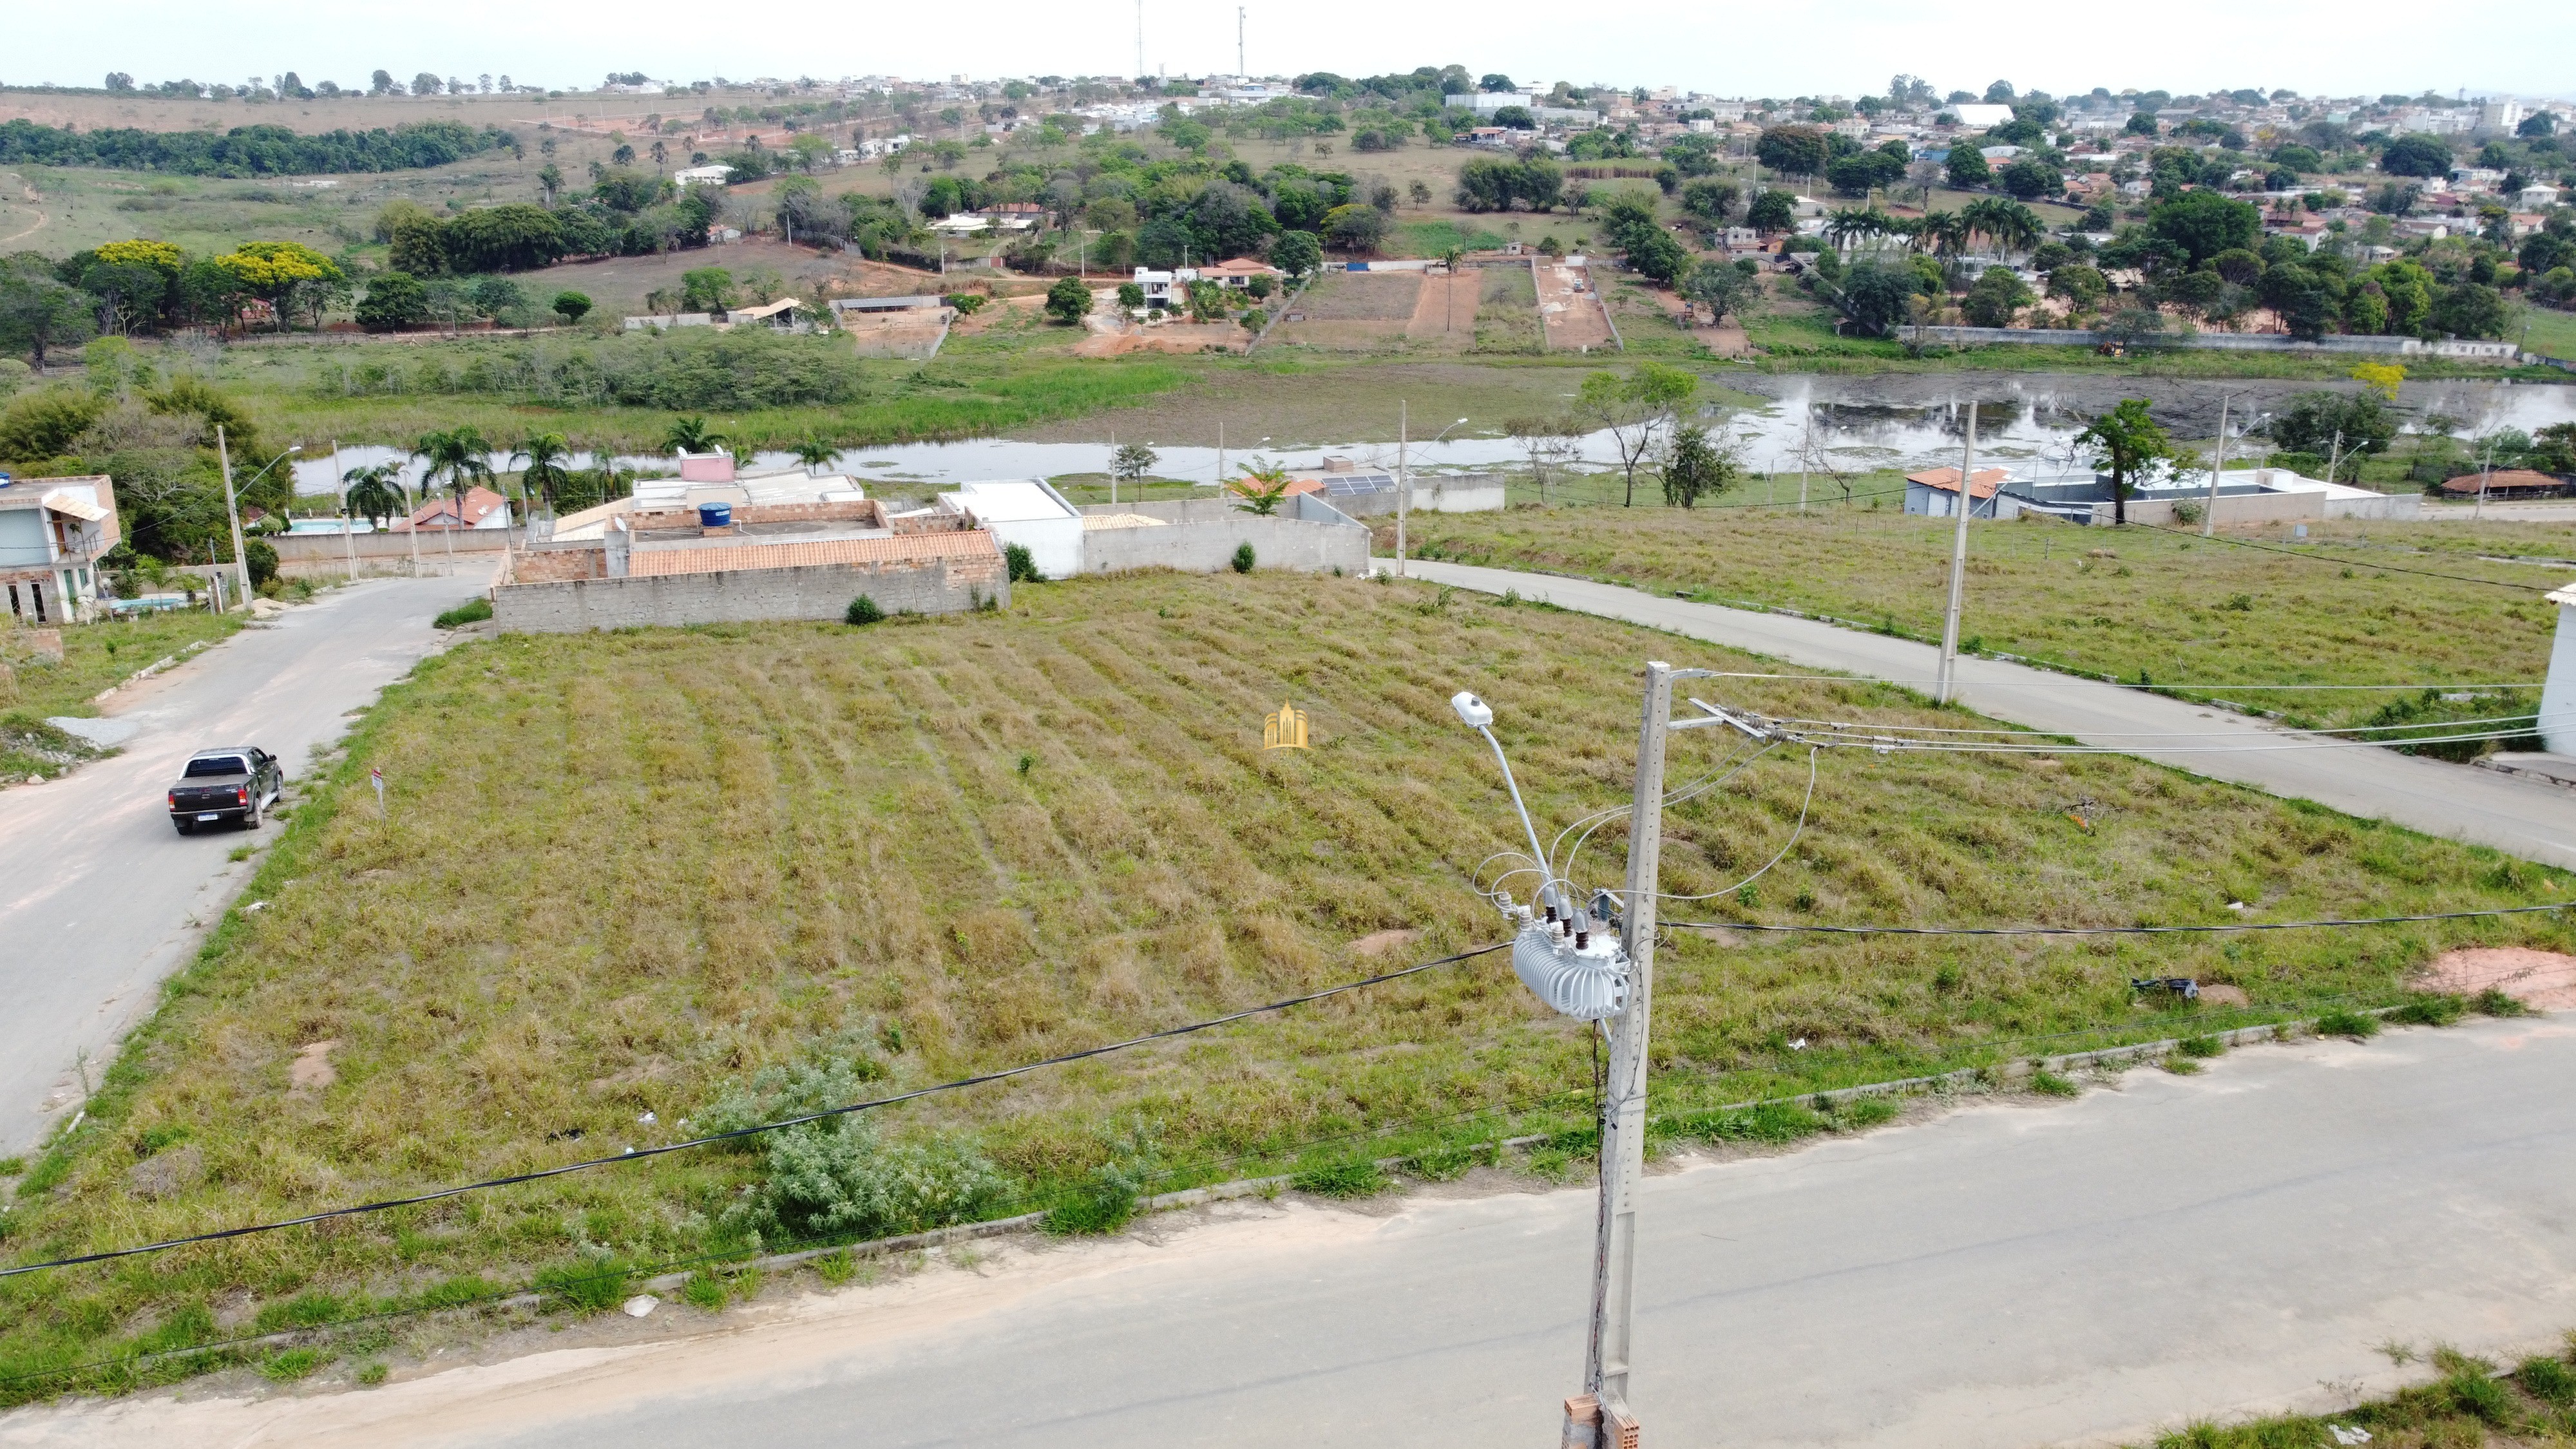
[
  {"x1": 1663, "y1": 900, "x2": 2576, "y2": 938},
  {"x1": 1692, "y1": 670, "x2": 2546, "y2": 692},
  {"x1": 0, "y1": 940, "x2": 1512, "y2": 1281}
]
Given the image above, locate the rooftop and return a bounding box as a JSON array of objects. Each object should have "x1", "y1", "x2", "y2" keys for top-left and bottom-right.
[{"x1": 1906, "y1": 466, "x2": 2010, "y2": 499}]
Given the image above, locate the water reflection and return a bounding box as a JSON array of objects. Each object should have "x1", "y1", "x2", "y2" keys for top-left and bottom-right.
[{"x1": 287, "y1": 374, "x2": 2576, "y2": 497}]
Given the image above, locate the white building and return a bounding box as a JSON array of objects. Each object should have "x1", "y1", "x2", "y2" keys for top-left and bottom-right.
[
  {"x1": 672, "y1": 164, "x2": 731, "y2": 189},
  {"x1": 1947, "y1": 103, "x2": 2014, "y2": 129},
  {"x1": 937, "y1": 479, "x2": 1083, "y2": 580},
  {"x1": 1132, "y1": 266, "x2": 1200, "y2": 307}
]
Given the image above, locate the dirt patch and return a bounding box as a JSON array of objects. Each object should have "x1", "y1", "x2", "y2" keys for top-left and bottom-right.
[
  {"x1": 1537, "y1": 261, "x2": 1615, "y2": 352},
  {"x1": 1074, "y1": 323, "x2": 1246, "y2": 357},
  {"x1": 1405, "y1": 269, "x2": 1479, "y2": 344},
  {"x1": 2195, "y1": 984, "x2": 2251, "y2": 1008},
  {"x1": 126, "y1": 1145, "x2": 204, "y2": 1200},
  {"x1": 1349, "y1": 928, "x2": 1420, "y2": 957},
  {"x1": 289, "y1": 1039, "x2": 339, "y2": 1093},
  {"x1": 2418, "y1": 947, "x2": 2576, "y2": 1009},
  {"x1": 1290, "y1": 270, "x2": 1423, "y2": 321}
]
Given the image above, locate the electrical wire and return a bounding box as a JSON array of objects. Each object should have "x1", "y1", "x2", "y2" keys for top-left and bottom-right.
[
  {"x1": 1558, "y1": 742, "x2": 1779, "y2": 890},
  {"x1": 1746, "y1": 709, "x2": 2551, "y2": 740},
  {"x1": 1692, "y1": 672, "x2": 2548, "y2": 692},
  {"x1": 1662, "y1": 900, "x2": 2576, "y2": 938},
  {"x1": 1635, "y1": 746, "x2": 1820, "y2": 904},
  {"x1": 0, "y1": 939, "x2": 1514, "y2": 1282},
  {"x1": 1550, "y1": 735, "x2": 1769, "y2": 883}
]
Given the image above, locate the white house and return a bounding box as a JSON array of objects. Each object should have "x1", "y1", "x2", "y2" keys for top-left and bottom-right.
[
  {"x1": 2521, "y1": 183, "x2": 2562, "y2": 209},
  {"x1": 1947, "y1": 103, "x2": 2015, "y2": 129},
  {"x1": 937, "y1": 479, "x2": 1083, "y2": 580},
  {"x1": 1133, "y1": 266, "x2": 1201, "y2": 307},
  {"x1": 672, "y1": 164, "x2": 731, "y2": 189}
]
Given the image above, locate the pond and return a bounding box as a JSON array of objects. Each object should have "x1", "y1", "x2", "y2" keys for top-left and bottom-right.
[{"x1": 287, "y1": 374, "x2": 2576, "y2": 498}]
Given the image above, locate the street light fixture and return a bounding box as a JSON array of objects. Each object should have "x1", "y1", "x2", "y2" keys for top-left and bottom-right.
[
  {"x1": 215, "y1": 428, "x2": 298, "y2": 609},
  {"x1": 1395, "y1": 406, "x2": 1471, "y2": 577}
]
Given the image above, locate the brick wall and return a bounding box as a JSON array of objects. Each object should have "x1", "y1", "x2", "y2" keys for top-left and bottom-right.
[
  {"x1": 629, "y1": 498, "x2": 890, "y2": 534},
  {"x1": 492, "y1": 554, "x2": 1008, "y2": 633},
  {"x1": 511, "y1": 546, "x2": 607, "y2": 582}
]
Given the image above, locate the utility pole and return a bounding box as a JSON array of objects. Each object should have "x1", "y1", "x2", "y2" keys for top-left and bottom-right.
[
  {"x1": 2477, "y1": 437, "x2": 2495, "y2": 520},
  {"x1": 1237, "y1": 6, "x2": 1246, "y2": 77},
  {"x1": 1798, "y1": 402, "x2": 1812, "y2": 512},
  {"x1": 1135, "y1": 0, "x2": 1145, "y2": 82},
  {"x1": 1572, "y1": 659, "x2": 1685, "y2": 1448},
  {"x1": 1934, "y1": 402, "x2": 1976, "y2": 705},
  {"x1": 2200, "y1": 395, "x2": 2232, "y2": 538},
  {"x1": 1396, "y1": 398, "x2": 1408, "y2": 576},
  {"x1": 1217, "y1": 420, "x2": 1226, "y2": 489},
  {"x1": 402, "y1": 469, "x2": 421, "y2": 578},
  {"x1": 332, "y1": 438, "x2": 356, "y2": 582},
  {"x1": 216, "y1": 425, "x2": 251, "y2": 610},
  {"x1": 2323, "y1": 429, "x2": 2345, "y2": 491}
]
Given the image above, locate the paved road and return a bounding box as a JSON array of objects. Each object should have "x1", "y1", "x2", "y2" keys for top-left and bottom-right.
[
  {"x1": 12, "y1": 1017, "x2": 2571, "y2": 1448},
  {"x1": 0, "y1": 575, "x2": 477, "y2": 1158},
  {"x1": 1398, "y1": 560, "x2": 2576, "y2": 870}
]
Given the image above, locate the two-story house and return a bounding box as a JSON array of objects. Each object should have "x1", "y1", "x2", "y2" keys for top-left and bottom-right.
[{"x1": 0, "y1": 475, "x2": 121, "y2": 624}]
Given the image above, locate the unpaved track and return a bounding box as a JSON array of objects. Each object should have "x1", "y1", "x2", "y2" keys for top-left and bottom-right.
[
  {"x1": 8, "y1": 1018, "x2": 2573, "y2": 1448},
  {"x1": 1405, "y1": 267, "x2": 1478, "y2": 341},
  {"x1": 1537, "y1": 260, "x2": 1614, "y2": 351}
]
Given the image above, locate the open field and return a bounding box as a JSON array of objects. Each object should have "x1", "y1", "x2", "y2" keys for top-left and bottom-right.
[
  {"x1": 2, "y1": 569, "x2": 2571, "y2": 1399},
  {"x1": 1393, "y1": 506, "x2": 2576, "y2": 730},
  {"x1": 1, "y1": 607, "x2": 243, "y2": 720}
]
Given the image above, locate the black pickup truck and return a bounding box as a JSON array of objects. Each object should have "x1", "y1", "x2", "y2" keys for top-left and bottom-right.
[{"x1": 167, "y1": 747, "x2": 285, "y2": 834}]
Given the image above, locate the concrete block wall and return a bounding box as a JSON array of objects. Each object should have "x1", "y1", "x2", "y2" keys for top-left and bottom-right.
[
  {"x1": 492, "y1": 555, "x2": 1007, "y2": 633},
  {"x1": 1074, "y1": 498, "x2": 1369, "y2": 575},
  {"x1": 267, "y1": 531, "x2": 506, "y2": 561},
  {"x1": 1322, "y1": 475, "x2": 1507, "y2": 516}
]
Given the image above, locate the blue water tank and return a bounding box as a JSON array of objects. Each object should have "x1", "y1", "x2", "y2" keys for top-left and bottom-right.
[{"x1": 697, "y1": 502, "x2": 732, "y2": 528}]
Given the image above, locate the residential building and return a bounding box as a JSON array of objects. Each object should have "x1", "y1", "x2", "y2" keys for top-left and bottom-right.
[
  {"x1": 723, "y1": 298, "x2": 810, "y2": 332},
  {"x1": 1903, "y1": 465, "x2": 2010, "y2": 520},
  {"x1": 1199, "y1": 257, "x2": 1282, "y2": 290},
  {"x1": 2443, "y1": 469, "x2": 2568, "y2": 501},
  {"x1": 936, "y1": 478, "x2": 1085, "y2": 580},
  {"x1": 1946, "y1": 103, "x2": 2014, "y2": 129},
  {"x1": 1132, "y1": 266, "x2": 1201, "y2": 307},
  {"x1": 0, "y1": 475, "x2": 120, "y2": 623},
  {"x1": 401, "y1": 485, "x2": 511, "y2": 532},
  {"x1": 672, "y1": 164, "x2": 732, "y2": 189}
]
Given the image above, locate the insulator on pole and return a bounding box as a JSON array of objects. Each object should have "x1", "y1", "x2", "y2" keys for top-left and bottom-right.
[{"x1": 1512, "y1": 918, "x2": 1630, "y2": 1020}]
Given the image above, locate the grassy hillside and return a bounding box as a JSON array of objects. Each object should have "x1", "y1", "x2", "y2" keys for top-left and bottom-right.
[
  {"x1": 2, "y1": 570, "x2": 2569, "y2": 1397},
  {"x1": 1395, "y1": 505, "x2": 2576, "y2": 729}
]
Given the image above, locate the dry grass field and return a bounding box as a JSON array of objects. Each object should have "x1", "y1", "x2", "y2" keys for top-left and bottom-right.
[
  {"x1": 2, "y1": 569, "x2": 2570, "y2": 1396},
  {"x1": 1397, "y1": 505, "x2": 2576, "y2": 728}
]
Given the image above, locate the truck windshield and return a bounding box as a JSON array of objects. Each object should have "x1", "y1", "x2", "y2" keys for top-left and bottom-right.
[{"x1": 183, "y1": 757, "x2": 248, "y2": 778}]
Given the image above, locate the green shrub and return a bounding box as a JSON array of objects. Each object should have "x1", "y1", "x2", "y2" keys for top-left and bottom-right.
[
  {"x1": 243, "y1": 540, "x2": 280, "y2": 588},
  {"x1": 1671, "y1": 1101, "x2": 1829, "y2": 1144},
  {"x1": 2518, "y1": 1354, "x2": 2576, "y2": 1407},
  {"x1": 2472, "y1": 988, "x2": 2532, "y2": 1018},
  {"x1": 2029, "y1": 1069, "x2": 2083, "y2": 1097},
  {"x1": 258, "y1": 1347, "x2": 333, "y2": 1382},
  {"x1": 1042, "y1": 1174, "x2": 1138, "y2": 1236},
  {"x1": 1408, "y1": 1142, "x2": 1489, "y2": 1180},
  {"x1": 1292, "y1": 1160, "x2": 1388, "y2": 1198},
  {"x1": 2387, "y1": 993, "x2": 2467, "y2": 1027},
  {"x1": 719, "y1": 1118, "x2": 1007, "y2": 1251},
  {"x1": 845, "y1": 594, "x2": 884, "y2": 625},
  {"x1": 533, "y1": 1255, "x2": 631, "y2": 1313},
  {"x1": 357, "y1": 1360, "x2": 390, "y2": 1386},
  {"x1": 682, "y1": 1271, "x2": 728, "y2": 1311},
  {"x1": 1003, "y1": 543, "x2": 1041, "y2": 583},
  {"x1": 2175, "y1": 1035, "x2": 2226, "y2": 1058},
  {"x1": 2313, "y1": 1008, "x2": 2380, "y2": 1039},
  {"x1": 2443, "y1": 1363, "x2": 2514, "y2": 1425},
  {"x1": 1831, "y1": 1096, "x2": 1900, "y2": 1129},
  {"x1": 1231, "y1": 542, "x2": 1256, "y2": 574},
  {"x1": 432, "y1": 597, "x2": 493, "y2": 629},
  {"x1": 2354, "y1": 688, "x2": 2541, "y2": 762}
]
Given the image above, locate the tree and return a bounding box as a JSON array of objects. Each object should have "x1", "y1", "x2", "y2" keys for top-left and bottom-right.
[
  {"x1": 1681, "y1": 259, "x2": 1755, "y2": 325},
  {"x1": 663, "y1": 416, "x2": 727, "y2": 454},
  {"x1": 2430, "y1": 281, "x2": 2506, "y2": 339},
  {"x1": 1746, "y1": 189, "x2": 1796, "y2": 232},
  {"x1": 1322, "y1": 204, "x2": 1388, "y2": 253},
  {"x1": 1504, "y1": 415, "x2": 1580, "y2": 504},
  {"x1": 0, "y1": 255, "x2": 96, "y2": 365},
  {"x1": 551, "y1": 290, "x2": 593, "y2": 325},
  {"x1": 1045, "y1": 275, "x2": 1093, "y2": 325},
  {"x1": 354, "y1": 270, "x2": 430, "y2": 332},
  {"x1": 1680, "y1": 178, "x2": 1741, "y2": 225},
  {"x1": 1114, "y1": 281, "x2": 1146, "y2": 311},
  {"x1": 1659, "y1": 423, "x2": 1738, "y2": 507},
  {"x1": 1625, "y1": 227, "x2": 1690, "y2": 287},
  {"x1": 790, "y1": 437, "x2": 839, "y2": 473},
  {"x1": 2146, "y1": 191, "x2": 2260, "y2": 265},
  {"x1": 1945, "y1": 146, "x2": 1992, "y2": 189},
  {"x1": 1578, "y1": 363, "x2": 1697, "y2": 506},
  {"x1": 1109, "y1": 441, "x2": 1158, "y2": 488},
  {"x1": 343, "y1": 462, "x2": 406, "y2": 527},
  {"x1": 2518, "y1": 113, "x2": 2557, "y2": 139},
  {"x1": 1755, "y1": 125, "x2": 1829, "y2": 178},
  {"x1": 2072, "y1": 399, "x2": 2175, "y2": 525},
  {"x1": 211, "y1": 241, "x2": 341, "y2": 332},
  {"x1": 2046, "y1": 263, "x2": 2108, "y2": 310},
  {"x1": 2378, "y1": 134, "x2": 2453, "y2": 178},
  {"x1": 1268, "y1": 229, "x2": 1323, "y2": 282},
  {"x1": 410, "y1": 426, "x2": 494, "y2": 535},
  {"x1": 1827, "y1": 259, "x2": 1921, "y2": 336},
  {"x1": 679, "y1": 267, "x2": 734, "y2": 313},
  {"x1": 412, "y1": 72, "x2": 443, "y2": 97},
  {"x1": 1996, "y1": 159, "x2": 2063, "y2": 201},
  {"x1": 1224, "y1": 457, "x2": 1294, "y2": 515},
  {"x1": 510, "y1": 433, "x2": 575, "y2": 514},
  {"x1": 1960, "y1": 267, "x2": 2034, "y2": 327}
]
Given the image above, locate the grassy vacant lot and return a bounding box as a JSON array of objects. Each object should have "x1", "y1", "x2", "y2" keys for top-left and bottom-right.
[
  {"x1": 1397, "y1": 506, "x2": 2576, "y2": 728},
  {"x1": 1, "y1": 607, "x2": 241, "y2": 718},
  {"x1": 3, "y1": 570, "x2": 2570, "y2": 1395}
]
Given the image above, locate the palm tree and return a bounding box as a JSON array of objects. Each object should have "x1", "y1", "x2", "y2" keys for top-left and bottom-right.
[
  {"x1": 343, "y1": 462, "x2": 405, "y2": 527},
  {"x1": 663, "y1": 415, "x2": 727, "y2": 455},
  {"x1": 1225, "y1": 457, "x2": 1296, "y2": 516},
  {"x1": 410, "y1": 426, "x2": 494, "y2": 561},
  {"x1": 789, "y1": 436, "x2": 839, "y2": 474},
  {"x1": 511, "y1": 433, "x2": 576, "y2": 515},
  {"x1": 1916, "y1": 211, "x2": 1967, "y2": 258},
  {"x1": 649, "y1": 140, "x2": 668, "y2": 175}
]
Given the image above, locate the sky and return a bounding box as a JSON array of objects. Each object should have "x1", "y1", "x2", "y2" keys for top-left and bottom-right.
[{"x1": 10, "y1": 0, "x2": 2574, "y2": 103}]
